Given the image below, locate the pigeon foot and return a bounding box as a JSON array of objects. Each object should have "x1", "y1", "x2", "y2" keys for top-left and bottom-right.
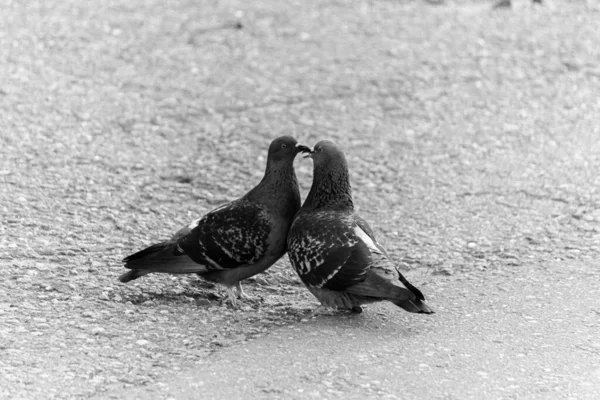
[
  {"x1": 224, "y1": 286, "x2": 239, "y2": 307},
  {"x1": 235, "y1": 282, "x2": 251, "y2": 300}
]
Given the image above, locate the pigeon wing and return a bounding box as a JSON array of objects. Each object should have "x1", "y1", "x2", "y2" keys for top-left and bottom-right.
[
  {"x1": 178, "y1": 200, "x2": 271, "y2": 271},
  {"x1": 288, "y1": 211, "x2": 371, "y2": 291}
]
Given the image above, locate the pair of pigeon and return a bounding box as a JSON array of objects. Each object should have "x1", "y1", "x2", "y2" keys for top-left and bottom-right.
[{"x1": 120, "y1": 136, "x2": 433, "y2": 315}]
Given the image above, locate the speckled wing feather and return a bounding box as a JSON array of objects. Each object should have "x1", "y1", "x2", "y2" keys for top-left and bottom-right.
[
  {"x1": 179, "y1": 200, "x2": 271, "y2": 270},
  {"x1": 288, "y1": 211, "x2": 371, "y2": 291}
]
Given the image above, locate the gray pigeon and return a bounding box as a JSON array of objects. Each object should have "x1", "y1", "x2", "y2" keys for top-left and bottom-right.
[
  {"x1": 287, "y1": 140, "x2": 434, "y2": 314},
  {"x1": 120, "y1": 136, "x2": 310, "y2": 305}
]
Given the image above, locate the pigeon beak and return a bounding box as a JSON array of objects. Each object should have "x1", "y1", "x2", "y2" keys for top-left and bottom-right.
[{"x1": 295, "y1": 144, "x2": 312, "y2": 157}]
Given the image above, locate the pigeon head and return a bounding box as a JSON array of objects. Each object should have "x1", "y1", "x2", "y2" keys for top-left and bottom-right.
[
  {"x1": 247, "y1": 136, "x2": 307, "y2": 208},
  {"x1": 301, "y1": 140, "x2": 353, "y2": 212},
  {"x1": 305, "y1": 140, "x2": 346, "y2": 166},
  {"x1": 267, "y1": 136, "x2": 311, "y2": 162}
]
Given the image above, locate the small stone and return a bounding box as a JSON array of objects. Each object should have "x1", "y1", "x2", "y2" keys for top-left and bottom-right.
[
  {"x1": 91, "y1": 327, "x2": 106, "y2": 335},
  {"x1": 136, "y1": 339, "x2": 149, "y2": 346},
  {"x1": 433, "y1": 266, "x2": 453, "y2": 276}
]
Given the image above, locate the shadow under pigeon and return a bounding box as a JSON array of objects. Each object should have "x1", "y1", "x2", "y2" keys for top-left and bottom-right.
[{"x1": 122, "y1": 290, "x2": 218, "y2": 306}]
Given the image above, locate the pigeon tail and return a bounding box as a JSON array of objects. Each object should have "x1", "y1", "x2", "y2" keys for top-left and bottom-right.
[
  {"x1": 393, "y1": 298, "x2": 435, "y2": 314},
  {"x1": 119, "y1": 269, "x2": 150, "y2": 283},
  {"x1": 120, "y1": 241, "x2": 206, "y2": 282},
  {"x1": 344, "y1": 273, "x2": 434, "y2": 314},
  {"x1": 122, "y1": 242, "x2": 170, "y2": 264},
  {"x1": 394, "y1": 272, "x2": 434, "y2": 313}
]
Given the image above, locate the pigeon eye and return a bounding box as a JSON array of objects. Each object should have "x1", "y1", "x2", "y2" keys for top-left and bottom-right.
[{"x1": 281, "y1": 144, "x2": 288, "y2": 148}]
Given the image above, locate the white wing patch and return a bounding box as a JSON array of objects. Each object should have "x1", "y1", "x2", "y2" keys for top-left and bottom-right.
[
  {"x1": 316, "y1": 264, "x2": 343, "y2": 288},
  {"x1": 187, "y1": 217, "x2": 202, "y2": 230},
  {"x1": 201, "y1": 252, "x2": 223, "y2": 270},
  {"x1": 353, "y1": 225, "x2": 384, "y2": 255},
  {"x1": 211, "y1": 203, "x2": 230, "y2": 213}
]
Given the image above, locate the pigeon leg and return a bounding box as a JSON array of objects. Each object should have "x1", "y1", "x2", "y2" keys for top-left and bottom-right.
[
  {"x1": 224, "y1": 286, "x2": 238, "y2": 307},
  {"x1": 306, "y1": 305, "x2": 330, "y2": 319},
  {"x1": 235, "y1": 282, "x2": 250, "y2": 300}
]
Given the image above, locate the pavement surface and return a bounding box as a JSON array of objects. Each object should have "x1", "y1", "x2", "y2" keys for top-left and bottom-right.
[{"x1": 101, "y1": 260, "x2": 600, "y2": 399}]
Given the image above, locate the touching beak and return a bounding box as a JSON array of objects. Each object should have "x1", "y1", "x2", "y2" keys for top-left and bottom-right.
[{"x1": 295, "y1": 143, "x2": 313, "y2": 157}]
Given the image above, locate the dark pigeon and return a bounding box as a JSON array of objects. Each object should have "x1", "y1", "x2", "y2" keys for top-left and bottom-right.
[
  {"x1": 120, "y1": 136, "x2": 310, "y2": 305},
  {"x1": 287, "y1": 140, "x2": 434, "y2": 314}
]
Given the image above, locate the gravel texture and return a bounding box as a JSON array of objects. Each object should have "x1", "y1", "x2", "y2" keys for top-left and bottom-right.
[{"x1": 1, "y1": 0, "x2": 599, "y2": 398}]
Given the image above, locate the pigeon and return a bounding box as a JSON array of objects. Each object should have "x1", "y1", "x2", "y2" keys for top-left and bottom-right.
[
  {"x1": 119, "y1": 136, "x2": 311, "y2": 305},
  {"x1": 287, "y1": 140, "x2": 434, "y2": 314}
]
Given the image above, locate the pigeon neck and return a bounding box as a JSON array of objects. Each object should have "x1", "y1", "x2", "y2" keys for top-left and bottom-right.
[
  {"x1": 302, "y1": 163, "x2": 353, "y2": 212},
  {"x1": 247, "y1": 159, "x2": 299, "y2": 202},
  {"x1": 261, "y1": 158, "x2": 297, "y2": 184}
]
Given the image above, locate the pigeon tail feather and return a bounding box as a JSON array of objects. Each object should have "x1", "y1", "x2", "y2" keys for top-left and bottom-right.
[
  {"x1": 393, "y1": 298, "x2": 435, "y2": 314},
  {"x1": 122, "y1": 242, "x2": 170, "y2": 264},
  {"x1": 119, "y1": 269, "x2": 150, "y2": 283},
  {"x1": 345, "y1": 271, "x2": 435, "y2": 314},
  {"x1": 121, "y1": 241, "x2": 207, "y2": 282}
]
